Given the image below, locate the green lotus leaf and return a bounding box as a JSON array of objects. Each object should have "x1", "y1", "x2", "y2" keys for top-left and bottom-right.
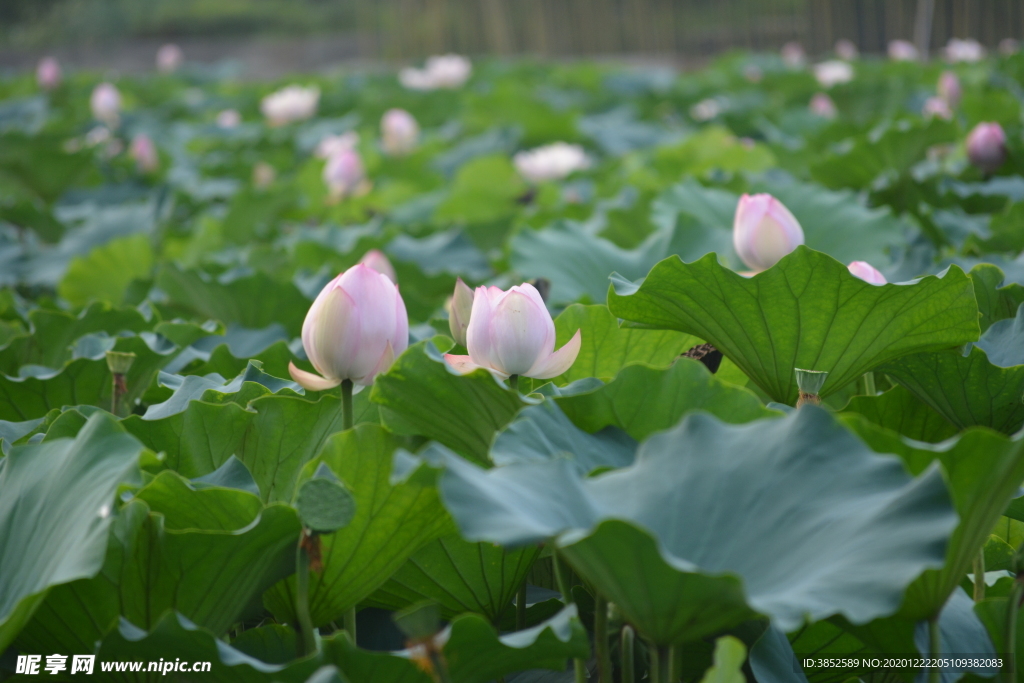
[
  {"x1": 841, "y1": 385, "x2": 958, "y2": 443},
  {"x1": 608, "y1": 246, "x2": 980, "y2": 405}
]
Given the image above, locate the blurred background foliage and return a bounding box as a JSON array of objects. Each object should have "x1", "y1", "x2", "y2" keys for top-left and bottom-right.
[{"x1": 1, "y1": 0, "x2": 1022, "y2": 67}]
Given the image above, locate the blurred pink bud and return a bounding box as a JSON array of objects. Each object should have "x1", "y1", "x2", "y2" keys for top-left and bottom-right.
[
  {"x1": 945, "y1": 38, "x2": 984, "y2": 63},
  {"x1": 381, "y1": 108, "x2": 419, "y2": 155},
  {"x1": 322, "y1": 148, "x2": 366, "y2": 199},
  {"x1": 848, "y1": 261, "x2": 887, "y2": 285},
  {"x1": 156, "y1": 44, "x2": 183, "y2": 73},
  {"x1": 743, "y1": 64, "x2": 763, "y2": 83},
  {"x1": 888, "y1": 40, "x2": 919, "y2": 61},
  {"x1": 814, "y1": 60, "x2": 853, "y2": 88},
  {"x1": 448, "y1": 277, "x2": 474, "y2": 347},
  {"x1": 289, "y1": 263, "x2": 409, "y2": 391},
  {"x1": 809, "y1": 93, "x2": 837, "y2": 119},
  {"x1": 129, "y1": 134, "x2": 159, "y2": 173},
  {"x1": 36, "y1": 57, "x2": 61, "y2": 90},
  {"x1": 399, "y1": 54, "x2": 472, "y2": 90},
  {"x1": 90, "y1": 83, "x2": 121, "y2": 127},
  {"x1": 733, "y1": 194, "x2": 805, "y2": 272},
  {"x1": 444, "y1": 283, "x2": 580, "y2": 381},
  {"x1": 261, "y1": 85, "x2": 319, "y2": 126},
  {"x1": 315, "y1": 131, "x2": 359, "y2": 159},
  {"x1": 253, "y1": 162, "x2": 276, "y2": 189},
  {"x1": 937, "y1": 71, "x2": 961, "y2": 107},
  {"x1": 514, "y1": 142, "x2": 589, "y2": 183},
  {"x1": 922, "y1": 97, "x2": 953, "y2": 120},
  {"x1": 216, "y1": 109, "x2": 241, "y2": 128},
  {"x1": 966, "y1": 122, "x2": 1007, "y2": 174},
  {"x1": 359, "y1": 249, "x2": 397, "y2": 283},
  {"x1": 835, "y1": 39, "x2": 859, "y2": 61},
  {"x1": 781, "y1": 41, "x2": 806, "y2": 68}
]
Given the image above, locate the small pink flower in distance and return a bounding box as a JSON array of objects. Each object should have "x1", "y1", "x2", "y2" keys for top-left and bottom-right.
[
  {"x1": 888, "y1": 40, "x2": 919, "y2": 61},
  {"x1": 444, "y1": 283, "x2": 581, "y2": 381},
  {"x1": 922, "y1": 97, "x2": 953, "y2": 120},
  {"x1": 733, "y1": 194, "x2": 805, "y2": 272},
  {"x1": 90, "y1": 83, "x2": 122, "y2": 127},
  {"x1": 381, "y1": 109, "x2": 419, "y2": 156},
  {"x1": 216, "y1": 109, "x2": 241, "y2": 128},
  {"x1": 781, "y1": 41, "x2": 806, "y2": 68},
  {"x1": 966, "y1": 122, "x2": 1007, "y2": 174},
  {"x1": 835, "y1": 39, "x2": 859, "y2": 61},
  {"x1": 322, "y1": 148, "x2": 366, "y2": 200},
  {"x1": 156, "y1": 44, "x2": 183, "y2": 73},
  {"x1": 130, "y1": 134, "x2": 159, "y2": 173},
  {"x1": 809, "y1": 93, "x2": 838, "y2": 119},
  {"x1": 848, "y1": 261, "x2": 887, "y2": 285},
  {"x1": 937, "y1": 71, "x2": 961, "y2": 107},
  {"x1": 36, "y1": 57, "x2": 61, "y2": 90}
]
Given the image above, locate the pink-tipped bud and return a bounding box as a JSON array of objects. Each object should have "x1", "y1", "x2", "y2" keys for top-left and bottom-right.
[
  {"x1": 156, "y1": 44, "x2": 183, "y2": 73},
  {"x1": 359, "y1": 249, "x2": 397, "y2": 284},
  {"x1": 922, "y1": 97, "x2": 953, "y2": 121},
  {"x1": 732, "y1": 194, "x2": 805, "y2": 272},
  {"x1": 781, "y1": 42, "x2": 806, "y2": 68},
  {"x1": 888, "y1": 40, "x2": 919, "y2": 61},
  {"x1": 966, "y1": 122, "x2": 1007, "y2": 174},
  {"x1": 381, "y1": 108, "x2": 419, "y2": 156},
  {"x1": 129, "y1": 134, "x2": 159, "y2": 174},
  {"x1": 448, "y1": 277, "x2": 474, "y2": 347},
  {"x1": 322, "y1": 148, "x2": 366, "y2": 199},
  {"x1": 36, "y1": 57, "x2": 61, "y2": 90},
  {"x1": 937, "y1": 71, "x2": 962, "y2": 108},
  {"x1": 90, "y1": 83, "x2": 122, "y2": 127},
  {"x1": 216, "y1": 109, "x2": 241, "y2": 129},
  {"x1": 315, "y1": 132, "x2": 359, "y2": 159},
  {"x1": 809, "y1": 93, "x2": 838, "y2": 119},
  {"x1": 848, "y1": 261, "x2": 887, "y2": 285},
  {"x1": 835, "y1": 39, "x2": 859, "y2": 61}
]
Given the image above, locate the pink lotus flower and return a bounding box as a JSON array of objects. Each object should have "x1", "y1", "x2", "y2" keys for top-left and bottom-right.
[
  {"x1": 322, "y1": 148, "x2": 366, "y2": 200},
  {"x1": 444, "y1": 283, "x2": 581, "y2": 381},
  {"x1": 835, "y1": 39, "x2": 859, "y2": 61},
  {"x1": 813, "y1": 60, "x2": 853, "y2": 88},
  {"x1": 129, "y1": 134, "x2": 159, "y2": 173},
  {"x1": 809, "y1": 93, "x2": 838, "y2": 119},
  {"x1": 315, "y1": 131, "x2": 359, "y2": 159},
  {"x1": 733, "y1": 194, "x2": 805, "y2": 272},
  {"x1": 381, "y1": 109, "x2": 419, "y2": 156},
  {"x1": 966, "y1": 122, "x2": 1007, "y2": 174},
  {"x1": 848, "y1": 261, "x2": 887, "y2": 285},
  {"x1": 922, "y1": 97, "x2": 953, "y2": 120},
  {"x1": 216, "y1": 109, "x2": 241, "y2": 128},
  {"x1": 514, "y1": 143, "x2": 589, "y2": 183},
  {"x1": 945, "y1": 38, "x2": 984, "y2": 63},
  {"x1": 36, "y1": 57, "x2": 61, "y2": 90},
  {"x1": 781, "y1": 42, "x2": 806, "y2": 68},
  {"x1": 261, "y1": 85, "x2": 319, "y2": 126},
  {"x1": 90, "y1": 83, "x2": 121, "y2": 127},
  {"x1": 288, "y1": 264, "x2": 409, "y2": 391},
  {"x1": 888, "y1": 40, "x2": 919, "y2": 61},
  {"x1": 359, "y1": 249, "x2": 397, "y2": 283},
  {"x1": 253, "y1": 162, "x2": 276, "y2": 189},
  {"x1": 399, "y1": 54, "x2": 472, "y2": 90},
  {"x1": 448, "y1": 278, "x2": 474, "y2": 347},
  {"x1": 157, "y1": 44, "x2": 183, "y2": 73},
  {"x1": 937, "y1": 71, "x2": 961, "y2": 107}
]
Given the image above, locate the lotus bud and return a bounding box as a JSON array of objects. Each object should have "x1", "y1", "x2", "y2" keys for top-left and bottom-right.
[
  {"x1": 937, "y1": 71, "x2": 961, "y2": 107},
  {"x1": 36, "y1": 57, "x2": 61, "y2": 90},
  {"x1": 315, "y1": 131, "x2": 359, "y2": 159},
  {"x1": 359, "y1": 249, "x2": 397, "y2": 283},
  {"x1": 322, "y1": 148, "x2": 366, "y2": 200},
  {"x1": 888, "y1": 40, "x2": 919, "y2": 61},
  {"x1": 835, "y1": 39, "x2": 859, "y2": 61},
  {"x1": 288, "y1": 263, "x2": 409, "y2": 391},
  {"x1": 781, "y1": 41, "x2": 806, "y2": 68},
  {"x1": 129, "y1": 134, "x2": 159, "y2": 174},
  {"x1": 381, "y1": 108, "x2": 419, "y2": 156},
  {"x1": 813, "y1": 60, "x2": 853, "y2": 88},
  {"x1": 399, "y1": 54, "x2": 472, "y2": 91},
  {"x1": 260, "y1": 84, "x2": 320, "y2": 126},
  {"x1": 732, "y1": 194, "x2": 805, "y2": 272},
  {"x1": 922, "y1": 97, "x2": 953, "y2": 120},
  {"x1": 513, "y1": 142, "x2": 589, "y2": 183},
  {"x1": 216, "y1": 109, "x2": 241, "y2": 129},
  {"x1": 90, "y1": 83, "x2": 122, "y2": 128},
  {"x1": 847, "y1": 261, "x2": 887, "y2": 285},
  {"x1": 795, "y1": 369, "x2": 828, "y2": 407},
  {"x1": 945, "y1": 38, "x2": 984, "y2": 63},
  {"x1": 448, "y1": 278, "x2": 474, "y2": 347},
  {"x1": 156, "y1": 44, "x2": 183, "y2": 73},
  {"x1": 253, "y1": 162, "x2": 276, "y2": 189},
  {"x1": 809, "y1": 93, "x2": 837, "y2": 119},
  {"x1": 966, "y1": 122, "x2": 1007, "y2": 174}
]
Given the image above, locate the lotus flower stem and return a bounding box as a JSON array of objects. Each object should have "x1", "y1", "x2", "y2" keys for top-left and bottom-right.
[
  {"x1": 344, "y1": 608, "x2": 357, "y2": 646},
  {"x1": 294, "y1": 535, "x2": 317, "y2": 656},
  {"x1": 341, "y1": 379, "x2": 354, "y2": 430},
  {"x1": 1004, "y1": 577, "x2": 1023, "y2": 683},
  {"x1": 862, "y1": 372, "x2": 877, "y2": 397},
  {"x1": 974, "y1": 551, "x2": 985, "y2": 601},
  {"x1": 621, "y1": 625, "x2": 635, "y2": 683},
  {"x1": 594, "y1": 595, "x2": 613, "y2": 682},
  {"x1": 516, "y1": 581, "x2": 527, "y2": 630},
  {"x1": 552, "y1": 552, "x2": 587, "y2": 683},
  {"x1": 928, "y1": 616, "x2": 940, "y2": 683},
  {"x1": 509, "y1": 374, "x2": 519, "y2": 393},
  {"x1": 649, "y1": 642, "x2": 674, "y2": 683}
]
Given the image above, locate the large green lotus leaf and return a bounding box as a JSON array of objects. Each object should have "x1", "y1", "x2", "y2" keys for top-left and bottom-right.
[
  {"x1": 0, "y1": 413, "x2": 142, "y2": 651},
  {"x1": 841, "y1": 385, "x2": 959, "y2": 443},
  {"x1": 365, "y1": 533, "x2": 541, "y2": 623},
  {"x1": 438, "y1": 407, "x2": 956, "y2": 644},
  {"x1": 841, "y1": 414, "x2": 1024, "y2": 621},
  {"x1": 0, "y1": 334, "x2": 175, "y2": 421},
  {"x1": 550, "y1": 304, "x2": 699, "y2": 385},
  {"x1": 371, "y1": 342, "x2": 525, "y2": 465},
  {"x1": 607, "y1": 247, "x2": 980, "y2": 405},
  {"x1": 264, "y1": 425, "x2": 453, "y2": 627},
  {"x1": 123, "y1": 393, "x2": 345, "y2": 502},
  {"x1": 433, "y1": 154, "x2": 526, "y2": 225},
  {"x1": 976, "y1": 303, "x2": 1024, "y2": 367},
  {"x1": 323, "y1": 605, "x2": 589, "y2": 683},
  {"x1": 553, "y1": 359, "x2": 778, "y2": 441},
  {"x1": 58, "y1": 233, "x2": 155, "y2": 307},
  {"x1": 142, "y1": 360, "x2": 302, "y2": 420}
]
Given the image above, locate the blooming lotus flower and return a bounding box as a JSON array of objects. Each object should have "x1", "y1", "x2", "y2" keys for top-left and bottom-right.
[
  {"x1": 448, "y1": 278, "x2": 474, "y2": 347},
  {"x1": 322, "y1": 148, "x2": 366, "y2": 200},
  {"x1": 809, "y1": 93, "x2": 837, "y2": 119},
  {"x1": 814, "y1": 60, "x2": 853, "y2": 88},
  {"x1": 216, "y1": 109, "x2": 241, "y2": 128},
  {"x1": 781, "y1": 41, "x2": 806, "y2": 68},
  {"x1": 945, "y1": 38, "x2": 984, "y2": 63},
  {"x1": 966, "y1": 122, "x2": 1007, "y2": 174},
  {"x1": 130, "y1": 134, "x2": 159, "y2": 173},
  {"x1": 937, "y1": 71, "x2": 961, "y2": 107},
  {"x1": 90, "y1": 83, "x2": 121, "y2": 127},
  {"x1": 733, "y1": 194, "x2": 805, "y2": 272},
  {"x1": 359, "y1": 249, "x2": 397, "y2": 283},
  {"x1": 253, "y1": 162, "x2": 276, "y2": 189},
  {"x1": 315, "y1": 131, "x2": 359, "y2": 159},
  {"x1": 444, "y1": 283, "x2": 581, "y2": 381},
  {"x1": 381, "y1": 109, "x2": 419, "y2": 156},
  {"x1": 156, "y1": 44, "x2": 183, "y2": 73},
  {"x1": 36, "y1": 57, "x2": 61, "y2": 90},
  {"x1": 848, "y1": 261, "x2": 887, "y2": 285},
  {"x1": 288, "y1": 264, "x2": 409, "y2": 391},
  {"x1": 399, "y1": 54, "x2": 471, "y2": 90},
  {"x1": 888, "y1": 40, "x2": 919, "y2": 61},
  {"x1": 835, "y1": 39, "x2": 859, "y2": 61},
  {"x1": 922, "y1": 97, "x2": 953, "y2": 120},
  {"x1": 261, "y1": 85, "x2": 319, "y2": 126},
  {"x1": 513, "y1": 143, "x2": 589, "y2": 183}
]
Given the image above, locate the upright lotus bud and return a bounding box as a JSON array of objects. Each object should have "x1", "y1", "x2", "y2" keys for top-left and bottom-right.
[
  {"x1": 888, "y1": 40, "x2": 919, "y2": 61},
  {"x1": 448, "y1": 278, "x2": 474, "y2": 347},
  {"x1": 443, "y1": 283, "x2": 581, "y2": 381},
  {"x1": 813, "y1": 60, "x2": 853, "y2": 88},
  {"x1": 781, "y1": 41, "x2": 806, "y2": 68},
  {"x1": 261, "y1": 85, "x2": 320, "y2": 126},
  {"x1": 216, "y1": 109, "x2": 241, "y2": 129},
  {"x1": 156, "y1": 44, "x2": 183, "y2": 73},
  {"x1": 966, "y1": 122, "x2": 1007, "y2": 174},
  {"x1": 36, "y1": 57, "x2": 61, "y2": 90},
  {"x1": 732, "y1": 194, "x2": 805, "y2": 272},
  {"x1": 809, "y1": 93, "x2": 837, "y2": 119},
  {"x1": 253, "y1": 161, "x2": 276, "y2": 189},
  {"x1": 848, "y1": 261, "x2": 887, "y2": 285},
  {"x1": 795, "y1": 369, "x2": 828, "y2": 408},
  {"x1": 381, "y1": 108, "x2": 419, "y2": 156},
  {"x1": 130, "y1": 134, "x2": 159, "y2": 173},
  {"x1": 322, "y1": 148, "x2": 366, "y2": 200},
  {"x1": 359, "y1": 249, "x2": 397, "y2": 283},
  {"x1": 514, "y1": 142, "x2": 590, "y2": 183},
  {"x1": 922, "y1": 97, "x2": 952, "y2": 120},
  {"x1": 288, "y1": 263, "x2": 409, "y2": 391},
  {"x1": 937, "y1": 71, "x2": 961, "y2": 107},
  {"x1": 835, "y1": 39, "x2": 858, "y2": 61},
  {"x1": 315, "y1": 132, "x2": 359, "y2": 159},
  {"x1": 90, "y1": 83, "x2": 122, "y2": 128}
]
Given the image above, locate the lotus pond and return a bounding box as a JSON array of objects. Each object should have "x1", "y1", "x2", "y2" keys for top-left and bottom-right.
[{"x1": 2, "y1": 47, "x2": 1024, "y2": 683}]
